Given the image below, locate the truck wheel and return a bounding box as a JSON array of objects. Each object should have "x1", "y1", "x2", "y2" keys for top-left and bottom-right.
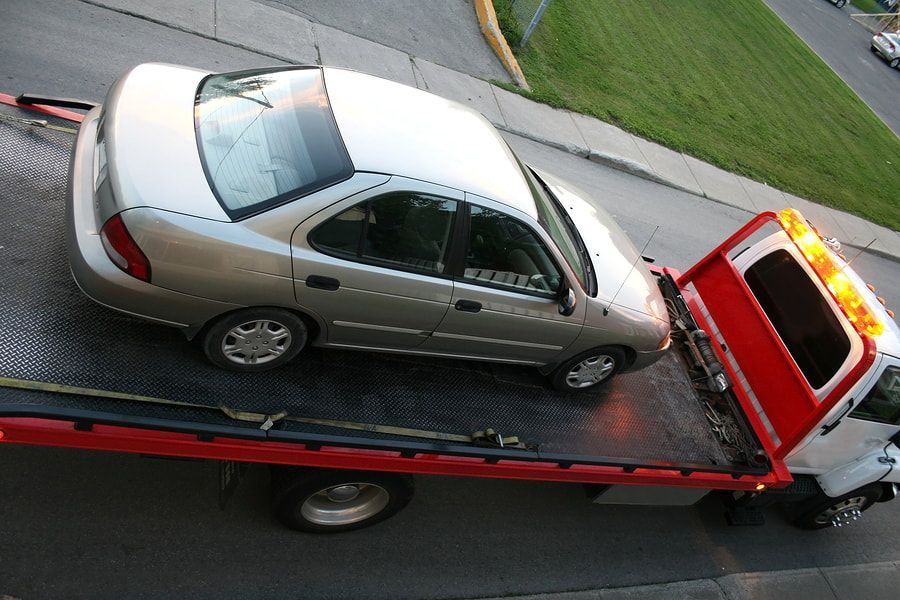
[
  {"x1": 793, "y1": 484, "x2": 882, "y2": 530},
  {"x1": 271, "y1": 468, "x2": 414, "y2": 533},
  {"x1": 549, "y1": 346, "x2": 626, "y2": 392},
  {"x1": 203, "y1": 308, "x2": 307, "y2": 372}
]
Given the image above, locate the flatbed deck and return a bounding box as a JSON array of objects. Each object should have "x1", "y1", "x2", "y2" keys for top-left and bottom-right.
[{"x1": 0, "y1": 104, "x2": 770, "y2": 480}]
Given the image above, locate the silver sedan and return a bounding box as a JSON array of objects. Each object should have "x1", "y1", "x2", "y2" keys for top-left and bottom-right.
[
  {"x1": 872, "y1": 31, "x2": 900, "y2": 69},
  {"x1": 68, "y1": 64, "x2": 671, "y2": 392}
]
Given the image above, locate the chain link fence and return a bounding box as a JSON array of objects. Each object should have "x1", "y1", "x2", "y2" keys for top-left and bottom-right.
[{"x1": 508, "y1": 0, "x2": 551, "y2": 46}]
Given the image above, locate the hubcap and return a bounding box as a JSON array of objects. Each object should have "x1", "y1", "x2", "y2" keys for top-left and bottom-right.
[
  {"x1": 222, "y1": 320, "x2": 291, "y2": 365},
  {"x1": 300, "y1": 483, "x2": 390, "y2": 526},
  {"x1": 815, "y1": 496, "x2": 867, "y2": 527},
  {"x1": 566, "y1": 355, "x2": 615, "y2": 389}
]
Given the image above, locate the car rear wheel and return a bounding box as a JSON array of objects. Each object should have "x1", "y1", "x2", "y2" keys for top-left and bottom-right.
[
  {"x1": 890, "y1": 57, "x2": 900, "y2": 69},
  {"x1": 549, "y1": 346, "x2": 626, "y2": 392},
  {"x1": 203, "y1": 308, "x2": 307, "y2": 372},
  {"x1": 834, "y1": 0, "x2": 846, "y2": 8}
]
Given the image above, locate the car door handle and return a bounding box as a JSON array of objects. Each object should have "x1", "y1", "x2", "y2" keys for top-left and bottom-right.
[
  {"x1": 455, "y1": 299, "x2": 482, "y2": 313},
  {"x1": 306, "y1": 275, "x2": 340, "y2": 291}
]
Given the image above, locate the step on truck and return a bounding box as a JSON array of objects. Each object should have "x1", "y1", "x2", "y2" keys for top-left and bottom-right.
[{"x1": 0, "y1": 94, "x2": 898, "y2": 533}]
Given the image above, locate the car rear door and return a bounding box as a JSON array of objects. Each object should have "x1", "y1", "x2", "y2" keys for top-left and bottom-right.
[
  {"x1": 420, "y1": 195, "x2": 585, "y2": 364},
  {"x1": 290, "y1": 178, "x2": 461, "y2": 350}
]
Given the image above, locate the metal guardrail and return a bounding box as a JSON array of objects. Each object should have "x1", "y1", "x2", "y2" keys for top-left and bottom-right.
[{"x1": 849, "y1": 12, "x2": 900, "y2": 33}]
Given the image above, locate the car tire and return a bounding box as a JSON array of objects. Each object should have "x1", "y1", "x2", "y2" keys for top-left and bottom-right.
[
  {"x1": 271, "y1": 468, "x2": 414, "y2": 533},
  {"x1": 549, "y1": 346, "x2": 627, "y2": 392},
  {"x1": 792, "y1": 484, "x2": 882, "y2": 530},
  {"x1": 890, "y1": 57, "x2": 900, "y2": 69},
  {"x1": 834, "y1": 0, "x2": 846, "y2": 7},
  {"x1": 203, "y1": 307, "x2": 308, "y2": 372}
]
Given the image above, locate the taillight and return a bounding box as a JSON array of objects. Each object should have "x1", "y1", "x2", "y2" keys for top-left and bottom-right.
[{"x1": 99, "y1": 214, "x2": 151, "y2": 282}]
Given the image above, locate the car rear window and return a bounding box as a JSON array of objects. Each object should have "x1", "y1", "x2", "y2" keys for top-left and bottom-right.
[
  {"x1": 195, "y1": 67, "x2": 353, "y2": 219},
  {"x1": 744, "y1": 249, "x2": 851, "y2": 390}
]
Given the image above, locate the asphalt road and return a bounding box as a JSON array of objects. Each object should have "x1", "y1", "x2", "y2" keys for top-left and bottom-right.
[
  {"x1": 763, "y1": 0, "x2": 900, "y2": 135},
  {"x1": 0, "y1": 1, "x2": 899, "y2": 599}
]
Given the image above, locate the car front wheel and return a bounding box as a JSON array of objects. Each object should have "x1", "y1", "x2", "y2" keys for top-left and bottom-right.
[
  {"x1": 203, "y1": 308, "x2": 308, "y2": 372},
  {"x1": 549, "y1": 346, "x2": 627, "y2": 392}
]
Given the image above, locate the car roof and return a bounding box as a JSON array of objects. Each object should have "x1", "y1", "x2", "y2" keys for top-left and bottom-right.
[{"x1": 322, "y1": 67, "x2": 538, "y2": 219}]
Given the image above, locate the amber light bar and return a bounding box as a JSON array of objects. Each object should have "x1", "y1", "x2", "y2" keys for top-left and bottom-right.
[{"x1": 777, "y1": 208, "x2": 884, "y2": 337}]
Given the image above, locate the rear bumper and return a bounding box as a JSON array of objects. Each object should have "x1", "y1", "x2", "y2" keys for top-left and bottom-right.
[{"x1": 67, "y1": 107, "x2": 240, "y2": 336}]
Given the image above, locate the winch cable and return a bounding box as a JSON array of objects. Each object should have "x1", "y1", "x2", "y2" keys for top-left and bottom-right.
[{"x1": 0, "y1": 376, "x2": 526, "y2": 449}]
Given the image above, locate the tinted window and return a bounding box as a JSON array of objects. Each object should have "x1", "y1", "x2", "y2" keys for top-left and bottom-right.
[
  {"x1": 464, "y1": 205, "x2": 561, "y2": 296},
  {"x1": 850, "y1": 367, "x2": 900, "y2": 426},
  {"x1": 311, "y1": 193, "x2": 457, "y2": 274},
  {"x1": 195, "y1": 68, "x2": 352, "y2": 218},
  {"x1": 745, "y1": 250, "x2": 851, "y2": 389}
]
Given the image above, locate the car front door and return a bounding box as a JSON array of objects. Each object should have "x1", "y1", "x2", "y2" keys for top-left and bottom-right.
[
  {"x1": 290, "y1": 179, "x2": 460, "y2": 350},
  {"x1": 420, "y1": 196, "x2": 585, "y2": 364}
]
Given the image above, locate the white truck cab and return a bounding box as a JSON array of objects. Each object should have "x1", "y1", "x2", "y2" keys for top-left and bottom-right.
[{"x1": 728, "y1": 209, "x2": 899, "y2": 526}]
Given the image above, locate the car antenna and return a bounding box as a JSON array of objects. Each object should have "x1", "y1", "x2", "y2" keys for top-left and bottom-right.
[{"x1": 604, "y1": 225, "x2": 659, "y2": 317}]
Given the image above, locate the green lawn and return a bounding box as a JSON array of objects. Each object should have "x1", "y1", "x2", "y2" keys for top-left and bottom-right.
[
  {"x1": 851, "y1": 0, "x2": 888, "y2": 14},
  {"x1": 495, "y1": 0, "x2": 900, "y2": 230}
]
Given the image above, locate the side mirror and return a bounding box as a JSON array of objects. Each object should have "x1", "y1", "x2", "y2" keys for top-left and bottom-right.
[
  {"x1": 889, "y1": 429, "x2": 900, "y2": 449},
  {"x1": 558, "y1": 287, "x2": 577, "y2": 316}
]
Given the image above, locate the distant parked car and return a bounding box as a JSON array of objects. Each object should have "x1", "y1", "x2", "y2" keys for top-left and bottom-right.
[
  {"x1": 68, "y1": 64, "x2": 673, "y2": 391},
  {"x1": 871, "y1": 31, "x2": 900, "y2": 68}
]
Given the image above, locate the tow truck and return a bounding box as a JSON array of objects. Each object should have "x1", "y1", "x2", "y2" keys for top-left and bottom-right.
[{"x1": 0, "y1": 94, "x2": 897, "y2": 532}]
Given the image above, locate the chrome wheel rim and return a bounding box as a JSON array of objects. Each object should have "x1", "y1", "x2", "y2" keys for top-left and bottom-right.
[
  {"x1": 815, "y1": 495, "x2": 866, "y2": 526},
  {"x1": 222, "y1": 320, "x2": 291, "y2": 365},
  {"x1": 300, "y1": 483, "x2": 390, "y2": 526},
  {"x1": 566, "y1": 355, "x2": 616, "y2": 389}
]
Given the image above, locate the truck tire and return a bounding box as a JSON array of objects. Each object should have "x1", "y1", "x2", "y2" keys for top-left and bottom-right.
[
  {"x1": 203, "y1": 308, "x2": 307, "y2": 372},
  {"x1": 271, "y1": 468, "x2": 414, "y2": 533},
  {"x1": 549, "y1": 346, "x2": 626, "y2": 392},
  {"x1": 793, "y1": 484, "x2": 882, "y2": 530}
]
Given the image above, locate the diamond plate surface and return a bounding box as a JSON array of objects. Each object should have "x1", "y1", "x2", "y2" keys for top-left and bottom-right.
[{"x1": 0, "y1": 113, "x2": 735, "y2": 467}]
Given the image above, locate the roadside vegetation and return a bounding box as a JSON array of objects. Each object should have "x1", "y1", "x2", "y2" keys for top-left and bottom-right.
[
  {"x1": 494, "y1": 0, "x2": 900, "y2": 230},
  {"x1": 851, "y1": 0, "x2": 890, "y2": 14}
]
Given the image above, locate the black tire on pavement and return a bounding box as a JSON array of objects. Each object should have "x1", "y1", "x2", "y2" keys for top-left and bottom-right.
[
  {"x1": 890, "y1": 57, "x2": 900, "y2": 69},
  {"x1": 271, "y1": 468, "x2": 414, "y2": 533},
  {"x1": 203, "y1": 307, "x2": 308, "y2": 372},
  {"x1": 549, "y1": 346, "x2": 627, "y2": 392},
  {"x1": 835, "y1": 0, "x2": 847, "y2": 8},
  {"x1": 793, "y1": 484, "x2": 882, "y2": 530}
]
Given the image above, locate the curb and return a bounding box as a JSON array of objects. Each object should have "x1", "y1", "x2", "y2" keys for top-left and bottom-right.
[{"x1": 475, "y1": 0, "x2": 531, "y2": 90}]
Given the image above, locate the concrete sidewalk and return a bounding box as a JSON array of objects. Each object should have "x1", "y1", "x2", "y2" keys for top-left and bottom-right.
[
  {"x1": 82, "y1": 0, "x2": 899, "y2": 261},
  {"x1": 474, "y1": 561, "x2": 900, "y2": 600}
]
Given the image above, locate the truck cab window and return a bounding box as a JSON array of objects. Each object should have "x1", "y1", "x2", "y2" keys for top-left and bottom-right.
[
  {"x1": 744, "y1": 249, "x2": 851, "y2": 390},
  {"x1": 850, "y1": 367, "x2": 900, "y2": 426}
]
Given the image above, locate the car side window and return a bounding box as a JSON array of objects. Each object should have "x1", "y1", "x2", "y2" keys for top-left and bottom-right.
[
  {"x1": 849, "y1": 367, "x2": 900, "y2": 426},
  {"x1": 464, "y1": 205, "x2": 562, "y2": 296},
  {"x1": 310, "y1": 193, "x2": 457, "y2": 275}
]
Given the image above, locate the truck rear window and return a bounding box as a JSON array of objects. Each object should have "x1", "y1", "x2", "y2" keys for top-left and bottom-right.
[
  {"x1": 195, "y1": 67, "x2": 353, "y2": 219},
  {"x1": 745, "y1": 249, "x2": 851, "y2": 390}
]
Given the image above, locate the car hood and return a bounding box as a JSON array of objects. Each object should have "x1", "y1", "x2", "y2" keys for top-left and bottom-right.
[
  {"x1": 103, "y1": 63, "x2": 230, "y2": 222},
  {"x1": 533, "y1": 169, "x2": 668, "y2": 323}
]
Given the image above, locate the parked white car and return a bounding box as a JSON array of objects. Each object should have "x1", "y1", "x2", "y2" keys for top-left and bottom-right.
[{"x1": 871, "y1": 31, "x2": 900, "y2": 69}]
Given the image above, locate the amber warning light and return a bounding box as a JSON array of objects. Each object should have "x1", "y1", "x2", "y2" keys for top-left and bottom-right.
[{"x1": 777, "y1": 208, "x2": 884, "y2": 337}]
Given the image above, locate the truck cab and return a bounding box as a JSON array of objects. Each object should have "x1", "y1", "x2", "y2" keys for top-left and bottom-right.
[{"x1": 723, "y1": 209, "x2": 899, "y2": 526}]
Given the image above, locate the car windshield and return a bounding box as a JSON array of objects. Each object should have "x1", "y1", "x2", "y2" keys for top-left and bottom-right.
[
  {"x1": 195, "y1": 67, "x2": 353, "y2": 219},
  {"x1": 512, "y1": 157, "x2": 591, "y2": 293}
]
